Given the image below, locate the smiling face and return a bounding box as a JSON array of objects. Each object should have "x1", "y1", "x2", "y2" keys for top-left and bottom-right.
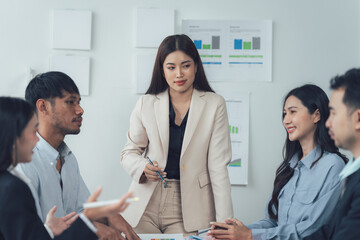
[
  {"x1": 14, "y1": 114, "x2": 39, "y2": 164},
  {"x1": 283, "y1": 95, "x2": 320, "y2": 144},
  {"x1": 162, "y1": 50, "x2": 197, "y2": 95},
  {"x1": 326, "y1": 88, "x2": 356, "y2": 151},
  {"x1": 48, "y1": 91, "x2": 84, "y2": 136}
]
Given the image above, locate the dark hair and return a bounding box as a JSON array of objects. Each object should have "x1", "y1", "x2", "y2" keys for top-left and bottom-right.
[
  {"x1": 330, "y1": 68, "x2": 360, "y2": 113},
  {"x1": 0, "y1": 97, "x2": 36, "y2": 173},
  {"x1": 146, "y1": 34, "x2": 214, "y2": 94},
  {"x1": 267, "y1": 84, "x2": 347, "y2": 220},
  {"x1": 25, "y1": 71, "x2": 79, "y2": 108}
]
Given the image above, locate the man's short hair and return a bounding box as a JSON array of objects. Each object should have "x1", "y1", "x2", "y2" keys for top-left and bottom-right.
[
  {"x1": 330, "y1": 68, "x2": 360, "y2": 113},
  {"x1": 25, "y1": 71, "x2": 80, "y2": 107}
]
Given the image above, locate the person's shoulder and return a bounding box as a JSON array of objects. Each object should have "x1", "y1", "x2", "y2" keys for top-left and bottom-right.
[
  {"x1": 322, "y1": 152, "x2": 346, "y2": 168},
  {"x1": 0, "y1": 172, "x2": 29, "y2": 198},
  {"x1": 198, "y1": 91, "x2": 225, "y2": 103},
  {"x1": 316, "y1": 151, "x2": 345, "y2": 174}
]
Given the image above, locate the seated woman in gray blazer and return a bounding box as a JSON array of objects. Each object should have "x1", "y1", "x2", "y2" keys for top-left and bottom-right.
[
  {"x1": 0, "y1": 97, "x2": 132, "y2": 240},
  {"x1": 208, "y1": 84, "x2": 348, "y2": 240},
  {"x1": 121, "y1": 34, "x2": 233, "y2": 235}
]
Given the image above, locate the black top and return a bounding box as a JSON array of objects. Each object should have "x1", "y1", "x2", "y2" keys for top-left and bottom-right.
[
  {"x1": 304, "y1": 167, "x2": 360, "y2": 240},
  {"x1": 0, "y1": 171, "x2": 97, "y2": 240},
  {"x1": 164, "y1": 99, "x2": 189, "y2": 179}
]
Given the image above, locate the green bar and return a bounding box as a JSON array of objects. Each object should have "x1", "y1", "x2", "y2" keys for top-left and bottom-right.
[
  {"x1": 230, "y1": 161, "x2": 241, "y2": 167},
  {"x1": 229, "y1": 55, "x2": 263, "y2": 58},
  {"x1": 200, "y1": 55, "x2": 222, "y2": 58},
  {"x1": 229, "y1": 125, "x2": 231, "y2": 132},
  {"x1": 203, "y1": 44, "x2": 211, "y2": 49},
  {"x1": 236, "y1": 127, "x2": 238, "y2": 133},
  {"x1": 232, "y1": 126, "x2": 235, "y2": 133},
  {"x1": 243, "y1": 41, "x2": 251, "y2": 50}
]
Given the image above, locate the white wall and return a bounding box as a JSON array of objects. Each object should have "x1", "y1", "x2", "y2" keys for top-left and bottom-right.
[{"x1": 1, "y1": 0, "x2": 359, "y2": 224}]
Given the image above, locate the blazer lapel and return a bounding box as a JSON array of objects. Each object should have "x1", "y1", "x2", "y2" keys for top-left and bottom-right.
[
  {"x1": 154, "y1": 90, "x2": 170, "y2": 159},
  {"x1": 181, "y1": 89, "x2": 206, "y2": 159}
]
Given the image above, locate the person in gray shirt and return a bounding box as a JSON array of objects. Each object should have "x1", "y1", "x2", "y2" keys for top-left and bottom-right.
[{"x1": 17, "y1": 71, "x2": 139, "y2": 240}]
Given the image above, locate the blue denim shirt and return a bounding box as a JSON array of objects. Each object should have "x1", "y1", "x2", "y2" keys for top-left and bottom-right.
[
  {"x1": 248, "y1": 147, "x2": 345, "y2": 240},
  {"x1": 16, "y1": 133, "x2": 90, "y2": 222}
]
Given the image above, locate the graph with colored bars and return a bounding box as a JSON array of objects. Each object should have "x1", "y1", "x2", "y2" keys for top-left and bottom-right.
[
  {"x1": 229, "y1": 124, "x2": 239, "y2": 134},
  {"x1": 194, "y1": 36, "x2": 220, "y2": 50},
  {"x1": 233, "y1": 37, "x2": 261, "y2": 50}
]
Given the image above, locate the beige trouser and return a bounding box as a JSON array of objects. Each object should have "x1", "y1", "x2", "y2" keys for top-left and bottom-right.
[{"x1": 134, "y1": 180, "x2": 197, "y2": 236}]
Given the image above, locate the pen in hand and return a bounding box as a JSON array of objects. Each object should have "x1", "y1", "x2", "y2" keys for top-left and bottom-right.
[{"x1": 147, "y1": 157, "x2": 168, "y2": 188}]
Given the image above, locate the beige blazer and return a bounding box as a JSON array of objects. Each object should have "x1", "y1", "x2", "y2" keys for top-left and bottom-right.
[{"x1": 120, "y1": 89, "x2": 233, "y2": 232}]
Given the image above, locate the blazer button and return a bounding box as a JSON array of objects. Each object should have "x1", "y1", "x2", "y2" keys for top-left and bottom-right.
[{"x1": 181, "y1": 165, "x2": 185, "y2": 171}]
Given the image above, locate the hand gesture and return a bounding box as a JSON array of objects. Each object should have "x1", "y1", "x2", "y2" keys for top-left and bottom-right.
[
  {"x1": 83, "y1": 187, "x2": 133, "y2": 220},
  {"x1": 45, "y1": 206, "x2": 78, "y2": 236}
]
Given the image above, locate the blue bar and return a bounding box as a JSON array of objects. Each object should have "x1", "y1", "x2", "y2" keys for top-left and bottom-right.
[
  {"x1": 194, "y1": 40, "x2": 202, "y2": 49},
  {"x1": 234, "y1": 39, "x2": 242, "y2": 49},
  {"x1": 202, "y1": 62, "x2": 222, "y2": 64}
]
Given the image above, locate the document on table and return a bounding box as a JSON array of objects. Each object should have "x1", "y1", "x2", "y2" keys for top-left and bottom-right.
[{"x1": 138, "y1": 233, "x2": 184, "y2": 240}]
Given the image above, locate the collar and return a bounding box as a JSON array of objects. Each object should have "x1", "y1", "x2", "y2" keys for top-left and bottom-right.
[
  {"x1": 339, "y1": 155, "x2": 360, "y2": 180},
  {"x1": 289, "y1": 146, "x2": 322, "y2": 169},
  {"x1": 8, "y1": 165, "x2": 31, "y2": 185},
  {"x1": 35, "y1": 132, "x2": 71, "y2": 164}
]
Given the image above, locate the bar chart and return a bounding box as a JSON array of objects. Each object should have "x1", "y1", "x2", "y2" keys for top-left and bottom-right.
[{"x1": 194, "y1": 36, "x2": 220, "y2": 50}]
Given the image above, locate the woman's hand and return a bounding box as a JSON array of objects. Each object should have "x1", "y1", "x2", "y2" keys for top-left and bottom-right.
[
  {"x1": 83, "y1": 187, "x2": 133, "y2": 220},
  {"x1": 207, "y1": 219, "x2": 253, "y2": 240},
  {"x1": 143, "y1": 161, "x2": 166, "y2": 182},
  {"x1": 45, "y1": 206, "x2": 78, "y2": 236}
]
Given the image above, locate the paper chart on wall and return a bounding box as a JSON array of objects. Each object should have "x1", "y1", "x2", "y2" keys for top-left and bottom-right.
[
  {"x1": 182, "y1": 20, "x2": 272, "y2": 82},
  {"x1": 223, "y1": 92, "x2": 250, "y2": 185}
]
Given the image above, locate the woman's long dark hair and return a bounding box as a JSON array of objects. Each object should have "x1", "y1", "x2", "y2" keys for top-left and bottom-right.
[
  {"x1": 0, "y1": 97, "x2": 35, "y2": 173},
  {"x1": 146, "y1": 34, "x2": 214, "y2": 94},
  {"x1": 268, "y1": 84, "x2": 347, "y2": 220}
]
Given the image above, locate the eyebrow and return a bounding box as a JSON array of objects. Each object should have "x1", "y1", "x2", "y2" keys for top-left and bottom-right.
[
  {"x1": 66, "y1": 95, "x2": 81, "y2": 101},
  {"x1": 165, "y1": 60, "x2": 192, "y2": 65},
  {"x1": 284, "y1": 106, "x2": 298, "y2": 110}
]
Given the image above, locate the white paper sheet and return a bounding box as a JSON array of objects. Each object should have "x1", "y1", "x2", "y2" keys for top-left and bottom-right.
[
  {"x1": 135, "y1": 8, "x2": 175, "y2": 48},
  {"x1": 49, "y1": 55, "x2": 90, "y2": 96},
  {"x1": 220, "y1": 92, "x2": 250, "y2": 185},
  {"x1": 51, "y1": 10, "x2": 92, "y2": 50},
  {"x1": 138, "y1": 234, "x2": 184, "y2": 240}
]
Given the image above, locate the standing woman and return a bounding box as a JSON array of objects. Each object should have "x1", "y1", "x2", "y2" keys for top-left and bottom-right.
[
  {"x1": 121, "y1": 34, "x2": 233, "y2": 234},
  {"x1": 209, "y1": 84, "x2": 347, "y2": 240},
  {"x1": 0, "y1": 97, "x2": 132, "y2": 240}
]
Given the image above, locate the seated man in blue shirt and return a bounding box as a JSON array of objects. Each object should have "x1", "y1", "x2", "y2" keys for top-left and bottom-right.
[
  {"x1": 304, "y1": 68, "x2": 360, "y2": 239},
  {"x1": 17, "y1": 71, "x2": 139, "y2": 240}
]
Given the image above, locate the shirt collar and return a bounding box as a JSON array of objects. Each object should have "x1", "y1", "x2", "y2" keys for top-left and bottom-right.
[
  {"x1": 35, "y1": 132, "x2": 71, "y2": 164},
  {"x1": 339, "y1": 155, "x2": 360, "y2": 180},
  {"x1": 8, "y1": 165, "x2": 31, "y2": 185},
  {"x1": 289, "y1": 146, "x2": 321, "y2": 169}
]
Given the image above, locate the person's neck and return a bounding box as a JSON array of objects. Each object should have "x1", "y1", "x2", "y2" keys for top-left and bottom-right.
[
  {"x1": 38, "y1": 125, "x2": 65, "y2": 150},
  {"x1": 351, "y1": 146, "x2": 360, "y2": 160},
  {"x1": 299, "y1": 138, "x2": 316, "y2": 160},
  {"x1": 169, "y1": 87, "x2": 194, "y2": 104}
]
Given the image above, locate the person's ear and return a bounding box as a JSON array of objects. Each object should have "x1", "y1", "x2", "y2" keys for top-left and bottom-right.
[
  {"x1": 354, "y1": 109, "x2": 360, "y2": 130},
  {"x1": 36, "y1": 99, "x2": 49, "y2": 115},
  {"x1": 313, "y1": 109, "x2": 321, "y2": 124}
]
